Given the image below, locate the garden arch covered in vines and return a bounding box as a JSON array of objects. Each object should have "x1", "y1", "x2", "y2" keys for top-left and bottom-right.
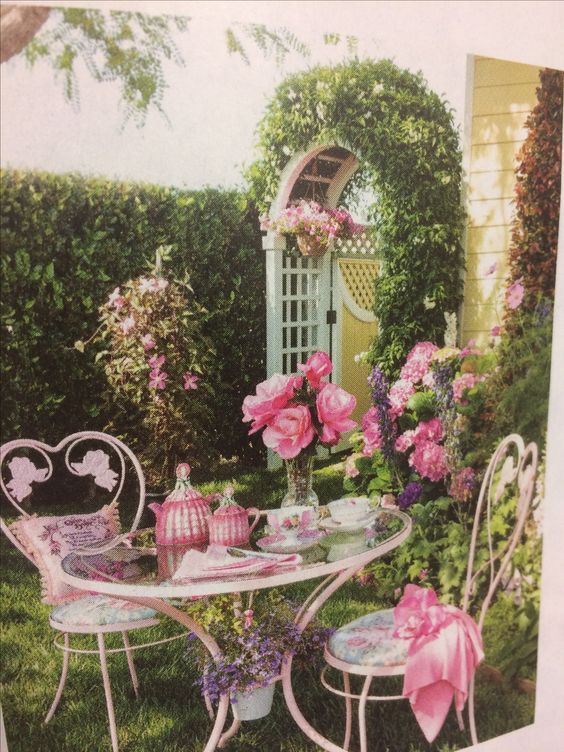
[{"x1": 248, "y1": 58, "x2": 466, "y2": 375}]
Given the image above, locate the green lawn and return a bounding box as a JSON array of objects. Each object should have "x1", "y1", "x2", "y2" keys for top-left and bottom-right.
[{"x1": 0, "y1": 458, "x2": 534, "y2": 751}]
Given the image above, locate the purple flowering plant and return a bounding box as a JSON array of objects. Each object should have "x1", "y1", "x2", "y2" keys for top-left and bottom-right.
[{"x1": 186, "y1": 594, "x2": 334, "y2": 701}]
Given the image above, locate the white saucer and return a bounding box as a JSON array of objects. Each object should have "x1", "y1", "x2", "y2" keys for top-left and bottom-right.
[
  {"x1": 318, "y1": 510, "x2": 378, "y2": 533},
  {"x1": 257, "y1": 529, "x2": 324, "y2": 555}
]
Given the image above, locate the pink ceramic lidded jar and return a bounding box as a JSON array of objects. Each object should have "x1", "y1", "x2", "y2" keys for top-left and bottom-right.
[
  {"x1": 149, "y1": 463, "x2": 210, "y2": 546},
  {"x1": 207, "y1": 484, "x2": 260, "y2": 547}
]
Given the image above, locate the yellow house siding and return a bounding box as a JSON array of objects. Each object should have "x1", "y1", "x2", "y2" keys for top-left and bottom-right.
[{"x1": 461, "y1": 56, "x2": 541, "y2": 346}]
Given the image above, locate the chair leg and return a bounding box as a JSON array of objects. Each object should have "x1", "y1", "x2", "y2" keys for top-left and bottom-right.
[
  {"x1": 358, "y1": 675, "x2": 372, "y2": 752},
  {"x1": 44, "y1": 632, "x2": 70, "y2": 724},
  {"x1": 121, "y1": 631, "x2": 139, "y2": 699},
  {"x1": 468, "y1": 676, "x2": 478, "y2": 745},
  {"x1": 343, "y1": 671, "x2": 352, "y2": 751},
  {"x1": 98, "y1": 633, "x2": 119, "y2": 752}
]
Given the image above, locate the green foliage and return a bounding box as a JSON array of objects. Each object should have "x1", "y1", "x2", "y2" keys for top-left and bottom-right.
[
  {"x1": 23, "y1": 8, "x2": 190, "y2": 127},
  {"x1": 0, "y1": 169, "x2": 265, "y2": 469},
  {"x1": 247, "y1": 58, "x2": 465, "y2": 375},
  {"x1": 507, "y1": 68, "x2": 562, "y2": 307}
]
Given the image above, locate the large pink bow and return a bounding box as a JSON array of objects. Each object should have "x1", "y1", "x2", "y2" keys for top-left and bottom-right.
[{"x1": 394, "y1": 584, "x2": 484, "y2": 743}]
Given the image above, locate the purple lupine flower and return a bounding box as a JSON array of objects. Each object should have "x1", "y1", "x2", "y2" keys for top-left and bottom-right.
[
  {"x1": 397, "y1": 481, "x2": 423, "y2": 510},
  {"x1": 367, "y1": 366, "x2": 397, "y2": 461}
]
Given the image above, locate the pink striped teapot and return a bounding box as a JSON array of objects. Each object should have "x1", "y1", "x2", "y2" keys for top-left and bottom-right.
[
  {"x1": 207, "y1": 484, "x2": 260, "y2": 547},
  {"x1": 149, "y1": 463, "x2": 211, "y2": 546}
]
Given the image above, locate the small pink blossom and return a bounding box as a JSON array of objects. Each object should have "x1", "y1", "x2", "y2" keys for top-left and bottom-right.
[
  {"x1": 381, "y1": 494, "x2": 398, "y2": 509},
  {"x1": 149, "y1": 369, "x2": 168, "y2": 390},
  {"x1": 400, "y1": 342, "x2": 439, "y2": 384},
  {"x1": 506, "y1": 279, "x2": 525, "y2": 310},
  {"x1": 141, "y1": 333, "x2": 156, "y2": 351},
  {"x1": 417, "y1": 568, "x2": 429, "y2": 581},
  {"x1": 344, "y1": 454, "x2": 360, "y2": 478},
  {"x1": 485, "y1": 261, "x2": 497, "y2": 276},
  {"x1": 490, "y1": 325, "x2": 501, "y2": 337},
  {"x1": 121, "y1": 315, "x2": 135, "y2": 335},
  {"x1": 262, "y1": 404, "x2": 315, "y2": 459},
  {"x1": 389, "y1": 379, "x2": 415, "y2": 419},
  {"x1": 395, "y1": 432, "x2": 414, "y2": 453},
  {"x1": 183, "y1": 372, "x2": 199, "y2": 390},
  {"x1": 422, "y1": 371, "x2": 435, "y2": 389},
  {"x1": 361, "y1": 407, "x2": 382, "y2": 455},
  {"x1": 316, "y1": 383, "x2": 356, "y2": 445},
  {"x1": 459, "y1": 339, "x2": 479, "y2": 358},
  {"x1": 139, "y1": 277, "x2": 169, "y2": 294},
  {"x1": 148, "y1": 354, "x2": 165, "y2": 370},
  {"x1": 108, "y1": 287, "x2": 125, "y2": 309},
  {"x1": 408, "y1": 440, "x2": 449, "y2": 482},
  {"x1": 298, "y1": 351, "x2": 333, "y2": 388},
  {"x1": 452, "y1": 373, "x2": 485, "y2": 404},
  {"x1": 242, "y1": 373, "x2": 299, "y2": 435}
]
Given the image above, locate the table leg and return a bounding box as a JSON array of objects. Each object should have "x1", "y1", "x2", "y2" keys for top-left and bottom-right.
[
  {"x1": 118, "y1": 596, "x2": 230, "y2": 752},
  {"x1": 281, "y1": 565, "x2": 366, "y2": 752}
]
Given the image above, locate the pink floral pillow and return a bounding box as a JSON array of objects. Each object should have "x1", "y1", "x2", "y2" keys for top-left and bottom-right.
[{"x1": 9, "y1": 504, "x2": 120, "y2": 605}]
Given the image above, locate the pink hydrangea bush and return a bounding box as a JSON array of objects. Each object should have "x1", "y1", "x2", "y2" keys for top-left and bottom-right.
[{"x1": 242, "y1": 352, "x2": 356, "y2": 461}]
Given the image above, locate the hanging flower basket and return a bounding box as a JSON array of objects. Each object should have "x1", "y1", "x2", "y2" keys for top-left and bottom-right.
[{"x1": 297, "y1": 234, "x2": 328, "y2": 257}]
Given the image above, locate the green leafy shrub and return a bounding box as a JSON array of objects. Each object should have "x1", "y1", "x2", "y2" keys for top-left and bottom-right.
[
  {"x1": 0, "y1": 170, "x2": 265, "y2": 466},
  {"x1": 247, "y1": 58, "x2": 465, "y2": 376}
]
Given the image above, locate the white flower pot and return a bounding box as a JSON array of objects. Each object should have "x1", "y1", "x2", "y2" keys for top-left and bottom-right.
[{"x1": 231, "y1": 683, "x2": 276, "y2": 721}]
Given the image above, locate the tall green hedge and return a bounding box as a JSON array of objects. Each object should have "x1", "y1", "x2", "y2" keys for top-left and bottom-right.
[{"x1": 0, "y1": 169, "x2": 265, "y2": 467}]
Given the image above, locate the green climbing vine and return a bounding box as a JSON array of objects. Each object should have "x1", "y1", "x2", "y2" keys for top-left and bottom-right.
[{"x1": 247, "y1": 58, "x2": 465, "y2": 375}]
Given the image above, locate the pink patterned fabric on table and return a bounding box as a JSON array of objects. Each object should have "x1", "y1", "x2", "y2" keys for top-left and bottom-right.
[{"x1": 393, "y1": 584, "x2": 484, "y2": 743}]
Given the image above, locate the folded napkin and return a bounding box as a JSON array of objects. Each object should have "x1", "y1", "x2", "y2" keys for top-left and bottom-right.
[
  {"x1": 393, "y1": 584, "x2": 484, "y2": 743},
  {"x1": 172, "y1": 544, "x2": 302, "y2": 581}
]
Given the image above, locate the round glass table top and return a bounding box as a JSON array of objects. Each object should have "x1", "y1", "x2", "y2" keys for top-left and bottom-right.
[{"x1": 61, "y1": 509, "x2": 411, "y2": 599}]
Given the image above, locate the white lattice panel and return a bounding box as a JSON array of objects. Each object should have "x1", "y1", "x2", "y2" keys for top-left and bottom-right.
[
  {"x1": 280, "y1": 253, "x2": 331, "y2": 374},
  {"x1": 335, "y1": 230, "x2": 378, "y2": 257}
]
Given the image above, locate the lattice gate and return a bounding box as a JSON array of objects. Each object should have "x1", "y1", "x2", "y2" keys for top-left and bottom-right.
[{"x1": 264, "y1": 231, "x2": 379, "y2": 462}]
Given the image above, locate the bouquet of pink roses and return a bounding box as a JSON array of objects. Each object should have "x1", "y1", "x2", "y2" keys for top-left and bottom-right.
[{"x1": 242, "y1": 352, "x2": 357, "y2": 460}]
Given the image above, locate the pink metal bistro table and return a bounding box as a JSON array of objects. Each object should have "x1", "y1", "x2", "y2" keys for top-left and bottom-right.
[{"x1": 60, "y1": 509, "x2": 412, "y2": 752}]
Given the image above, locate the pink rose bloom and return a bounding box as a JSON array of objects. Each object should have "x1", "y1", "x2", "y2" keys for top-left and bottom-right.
[
  {"x1": 262, "y1": 405, "x2": 315, "y2": 459},
  {"x1": 361, "y1": 407, "x2": 382, "y2": 455},
  {"x1": 108, "y1": 287, "x2": 125, "y2": 309},
  {"x1": 413, "y1": 417, "x2": 443, "y2": 445},
  {"x1": 183, "y1": 372, "x2": 199, "y2": 390},
  {"x1": 395, "y1": 431, "x2": 414, "y2": 453},
  {"x1": 344, "y1": 454, "x2": 360, "y2": 478},
  {"x1": 316, "y1": 383, "x2": 357, "y2": 444},
  {"x1": 298, "y1": 351, "x2": 333, "y2": 388},
  {"x1": 452, "y1": 373, "x2": 484, "y2": 404},
  {"x1": 149, "y1": 369, "x2": 168, "y2": 390},
  {"x1": 389, "y1": 379, "x2": 415, "y2": 419},
  {"x1": 409, "y1": 440, "x2": 449, "y2": 482},
  {"x1": 148, "y1": 354, "x2": 165, "y2": 370},
  {"x1": 121, "y1": 315, "x2": 135, "y2": 335},
  {"x1": 506, "y1": 279, "x2": 525, "y2": 310},
  {"x1": 242, "y1": 374, "x2": 298, "y2": 434},
  {"x1": 141, "y1": 333, "x2": 156, "y2": 351}
]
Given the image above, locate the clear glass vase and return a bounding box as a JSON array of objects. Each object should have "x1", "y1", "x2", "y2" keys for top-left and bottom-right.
[{"x1": 281, "y1": 453, "x2": 319, "y2": 508}]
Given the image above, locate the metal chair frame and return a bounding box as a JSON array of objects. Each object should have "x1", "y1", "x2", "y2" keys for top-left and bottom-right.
[
  {"x1": 321, "y1": 433, "x2": 539, "y2": 751},
  {"x1": 1, "y1": 431, "x2": 185, "y2": 752}
]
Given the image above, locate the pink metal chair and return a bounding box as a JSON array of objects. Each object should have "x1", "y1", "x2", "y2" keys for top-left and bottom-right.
[
  {"x1": 321, "y1": 433, "x2": 538, "y2": 751},
  {"x1": 0, "y1": 431, "x2": 185, "y2": 752}
]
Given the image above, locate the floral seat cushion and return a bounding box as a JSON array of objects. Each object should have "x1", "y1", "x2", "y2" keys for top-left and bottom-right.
[
  {"x1": 50, "y1": 595, "x2": 157, "y2": 627},
  {"x1": 327, "y1": 609, "x2": 409, "y2": 667}
]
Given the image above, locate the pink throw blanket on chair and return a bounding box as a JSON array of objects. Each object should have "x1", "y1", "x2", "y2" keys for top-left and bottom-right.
[{"x1": 393, "y1": 584, "x2": 484, "y2": 743}]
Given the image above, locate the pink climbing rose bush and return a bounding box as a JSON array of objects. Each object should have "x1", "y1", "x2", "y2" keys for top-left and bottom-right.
[
  {"x1": 81, "y1": 256, "x2": 216, "y2": 485},
  {"x1": 242, "y1": 352, "x2": 356, "y2": 460}
]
